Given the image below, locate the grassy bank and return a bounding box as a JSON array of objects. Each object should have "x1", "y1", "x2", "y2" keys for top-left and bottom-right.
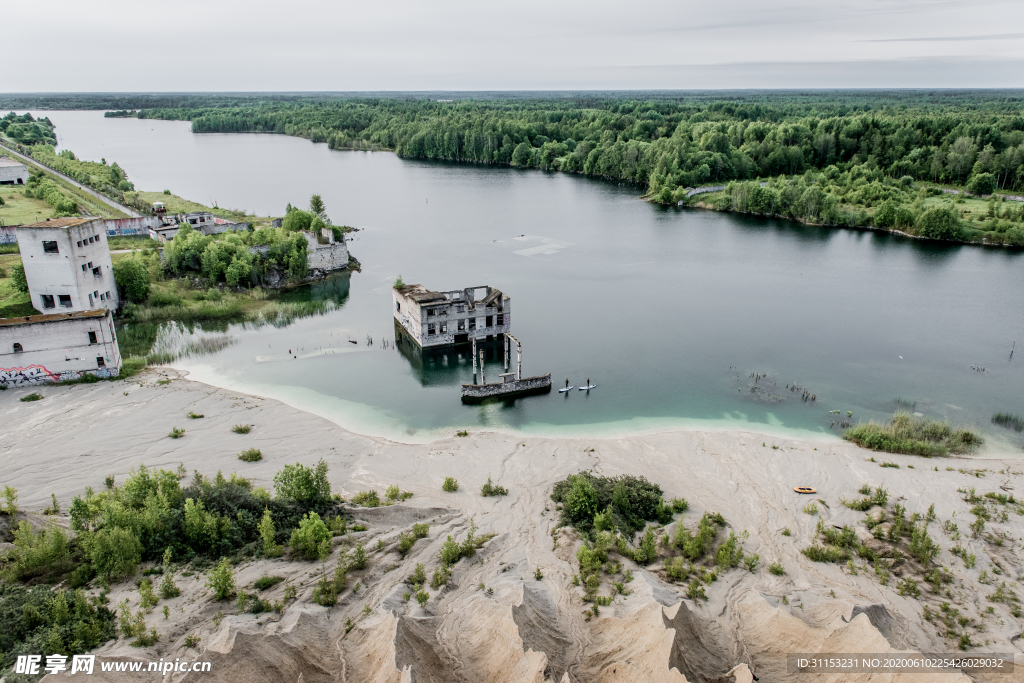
[
  {"x1": 843, "y1": 411, "x2": 983, "y2": 457},
  {"x1": 0, "y1": 184, "x2": 54, "y2": 226},
  {"x1": 125, "y1": 190, "x2": 271, "y2": 224}
]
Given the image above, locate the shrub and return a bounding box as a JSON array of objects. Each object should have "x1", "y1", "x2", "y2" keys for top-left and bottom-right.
[
  {"x1": 0, "y1": 585, "x2": 116, "y2": 670},
  {"x1": 802, "y1": 545, "x2": 850, "y2": 563},
  {"x1": 415, "y1": 590, "x2": 429, "y2": 606},
  {"x1": 238, "y1": 448, "x2": 262, "y2": 462},
  {"x1": 670, "y1": 497, "x2": 689, "y2": 513},
  {"x1": 184, "y1": 633, "x2": 201, "y2": 648},
  {"x1": 385, "y1": 484, "x2": 413, "y2": 503},
  {"x1": 481, "y1": 476, "x2": 508, "y2": 497},
  {"x1": 254, "y1": 573, "x2": 284, "y2": 589},
  {"x1": 351, "y1": 490, "x2": 380, "y2": 507},
  {"x1": 289, "y1": 512, "x2": 331, "y2": 560},
  {"x1": 158, "y1": 567, "x2": 180, "y2": 599},
  {"x1": 802, "y1": 502, "x2": 818, "y2": 515},
  {"x1": 349, "y1": 542, "x2": 368, "y2": 570},
  {"x1": 768, "y1": 560, "x2": 784, "y2": 576},
  {"x1": 916, "y1": 206, "x2": 965, "y2": 241},
  {"x1": 20, "y1": 392, "x2": 43, "y2": 402},
  {"x1": 206, "y1": 558, "x2": 235, "y2": 600},
  {"x1": 187, "y1": 411, "x2": 204, "y2": 419},
  {"x1": 113, "y1": 257, "x2": 151, "y2": 303},
  {"x1": 139, "y1": 578, "x2": 159, "y2": 608},
  {"x1": 1, "y1": 484, "x2": 17, "y2": 516},
  {"x1": 397, "y1": 523, "x2": 429, "y2": 555},
  {"x1": 312, "y1": 563, "x2": 347, "y2": 607},
  {"x1": 232, "y1": 424, "x2": 252, "y2": 434},
  {"x1": 168, "y1": 427, "x2": 185, "y2": 439},
  {"x1": 408, "y1": 563, "x2": 426, "y2": 586},
  {"x1": 10, "y1": 264, "x2": 28, "y2": 293},
  {"x1": 442, "y1": 477, "x2": 459, "y2": 492},
  {"x1": 273, "y1": 459, "x2": 331, "y2": 504},
  {"x1": 90, "y1": 526, "x2": 142, "y2": 580},
  {"x1": 686, "y1": 579, "x2": 707, "y2": 601},
  {"x1": 551, "y1": 471, "x2": 665, "y2": 533}
]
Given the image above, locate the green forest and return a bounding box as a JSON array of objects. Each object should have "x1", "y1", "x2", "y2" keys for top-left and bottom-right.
[{"x1": 4, "y1": 92, "x2": 1024, "y2": 244}]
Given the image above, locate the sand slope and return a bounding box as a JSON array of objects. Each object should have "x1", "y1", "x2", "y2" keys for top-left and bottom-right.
[{"x1": 1, "y1": 370, "x2": 1022, "y2": 682}]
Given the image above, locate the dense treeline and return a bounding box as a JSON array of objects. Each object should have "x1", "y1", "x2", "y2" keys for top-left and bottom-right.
[
  {"x1": 28, "y1": 146, "x2": 134, "y2": 196},
  {"x1": 131, "y1": 94, "x2": 1024, "y2": 195}
]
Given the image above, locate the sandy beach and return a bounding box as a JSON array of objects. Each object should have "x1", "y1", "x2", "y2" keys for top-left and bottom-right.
[{"x1": 3, "y1": 369, "x2": 1023, "y2": 682}]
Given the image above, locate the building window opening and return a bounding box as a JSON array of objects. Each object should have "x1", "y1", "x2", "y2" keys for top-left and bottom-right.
[
  {"x1": 427, "y1": 324, "x2": 436, "y2": 335},
  {"x1": 497, "y1": 314, "x2": 504, "y2": 325},
  {"x1": 41, "y1": 295, "x2": 55, "y2": 309},
  {"x1": 486, "y1": 315, "x2": 493, "y2": 327},
  {"x1": 42, "y1": 240, "x2": 59, "y2": 253},
  {"x1": 440, "y1": 323, "x2": 447, "y2": 334},
  {"x1": 88, "y1": 331, "x2": 98, "y2": 344},
  {"x1": 457, "y1": 319, "x2": 465, "y2": 331},
  {"x1": 395, "y1": 301, "x2": 401, "y2": 312},
  {"x1": 13, "y1": 343, "x2": 23, "y2": 353},
  {"x1": 58, "y1": 295, "x2": 72, "y2": 308},
  {"x1": 81, "y1": 264, "x2": 87, "y2": 272},
  {"x1": 77, "y1": 240, "x2": 82, "y2": 247},
  {"x1": 105, "y1": 291, "x2": 111, "y2": 299},
  {"x1": 97, "y1": 357, "x2": 105, "y2": 368},
  {"x1": 427, "y1": 308, "x2": 436, "y2": 317}
]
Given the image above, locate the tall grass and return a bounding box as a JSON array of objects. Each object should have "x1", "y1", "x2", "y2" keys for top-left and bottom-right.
[
  {"x1": 992, "y1": 413, "x2": 1024, "y2": 433},
  {"x1": 893, "y1": 397, "x2": 917, "y2": 410},
  {"x1": 843, "y1": 411, "x2": 982, "y2": 457}
]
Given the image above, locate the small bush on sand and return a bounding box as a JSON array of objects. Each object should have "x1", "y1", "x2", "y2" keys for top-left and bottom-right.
[
  {"x1": 232, "y1": 424, "x2": 251, "y2": 434},
  {"x1": 442, "y1": 477, "x2": 459, "y2": 492},
  {"x1": 480, "y1": 476, "x2": 508, "y2": 497},
  {"x1": 238, "y1": 448, "x2": 263, "y2": 462}
]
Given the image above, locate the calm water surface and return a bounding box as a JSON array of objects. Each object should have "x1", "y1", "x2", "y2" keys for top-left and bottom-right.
[{"x1": 29, "y1": 111, "x2": 1024, "y2": 448}]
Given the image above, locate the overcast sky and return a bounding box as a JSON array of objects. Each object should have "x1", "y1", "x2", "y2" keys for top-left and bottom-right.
[{"x1": 7, "y1": 0, "x2": 1024, "y2": 91}]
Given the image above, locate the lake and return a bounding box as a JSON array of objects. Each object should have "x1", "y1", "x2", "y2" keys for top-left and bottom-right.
[{"x1": 26, "y1": 110, "x2": 1024, "y2": 449}]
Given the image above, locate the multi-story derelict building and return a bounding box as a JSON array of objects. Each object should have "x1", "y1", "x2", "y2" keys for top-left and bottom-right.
[{"x1": 393, "y1": 284, "x2": 510, "y2": 348}]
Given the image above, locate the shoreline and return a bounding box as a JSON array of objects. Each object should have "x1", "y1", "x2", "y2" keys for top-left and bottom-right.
[
  {"x1": 5, "y1": 366, "x2": 1024, "y2": 680},
  {"x1": 171, "y1": 362, "x2": 1023, "y2": 457}
]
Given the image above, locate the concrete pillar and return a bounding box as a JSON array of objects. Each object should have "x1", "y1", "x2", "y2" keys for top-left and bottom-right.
[
  {"x1": 504, "y1": 335, "x2": 509, "y2": 372},
  {"x1": 472, "y1": 337, "x2": 477, "y2": 383},
  {"x1": 479, "y1": 349, "x2": 485, "y2": 385},
  {"x1": 517, "y1": 341, "x2": 522, "y2": 380}
]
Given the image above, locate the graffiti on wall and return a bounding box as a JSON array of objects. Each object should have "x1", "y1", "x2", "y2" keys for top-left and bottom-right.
[{"x1": 0, "y1": 365, "x2": 118, "y2": 386}]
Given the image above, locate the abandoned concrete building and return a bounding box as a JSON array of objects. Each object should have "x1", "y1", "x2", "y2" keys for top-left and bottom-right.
[
  {"x1": 393, "y1": 284, "x2": 510, "y2": 348},
  {"x1": 0, "y1": 309, "x2": 122, "y2": 386},
  {"x1": 302, "y1": 228, "x2": 349, "y2": 276},
  {"x1": 0, "y1": 157, "x2": 28, "y2": 185},
  {"x1": 16, "y1": 217, "x2": 119, "y2": 313}
]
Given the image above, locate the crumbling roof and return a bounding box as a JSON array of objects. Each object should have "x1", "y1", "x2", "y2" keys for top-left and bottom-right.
[
  {"x1": 0, "y1": 309, "x2": 108, "y2": 327},
  {"x1": 482, "y1": 288, "x2": 504, "y2": 306},
  {"x1": 0, "y1": 157, "x2": 26, "y2": 167},
  {"x1": 396, "y1": 284, "x2": 447, "y2": 304},
  {"x1": 20, "y1": 217, "x2": 101, "y2": 229}
]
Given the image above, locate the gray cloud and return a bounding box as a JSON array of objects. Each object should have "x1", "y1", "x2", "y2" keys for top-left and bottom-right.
[
  {"x1": 2, "y1": 0, "x2": 1023, "y2": 91},
  {"x1": 861, "y1": 33, "x2": 1024, "y2": 42}
]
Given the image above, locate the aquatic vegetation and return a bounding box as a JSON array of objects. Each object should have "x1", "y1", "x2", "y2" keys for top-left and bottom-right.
[
  {"x1": 843, "y1": 411, "x2": 982, "y2": 457},
  {"x1": 992, "y1": 413, "x2": 1024, "y2": 432}
]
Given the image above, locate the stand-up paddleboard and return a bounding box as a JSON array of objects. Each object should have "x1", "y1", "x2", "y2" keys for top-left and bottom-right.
[
  {"x1": 559, "y1": 386, "x2": 574, "y2": 393},
  {"x1": 579, "y1": 385, "x2": 597, "y2": 390}
]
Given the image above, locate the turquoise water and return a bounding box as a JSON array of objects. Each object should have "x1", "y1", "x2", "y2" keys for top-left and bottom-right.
[{"x1": 32, "y1": 111, "x2": 1024, "y2": 448}]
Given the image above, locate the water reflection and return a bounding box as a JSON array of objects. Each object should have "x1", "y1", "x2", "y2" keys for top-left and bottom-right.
[{"x1": 393, "y1": 321, "x2": 507, "y2": 387}]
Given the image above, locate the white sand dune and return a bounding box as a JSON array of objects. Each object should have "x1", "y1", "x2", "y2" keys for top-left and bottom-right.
[{"x1": 1, "y1": 369, "x2": 1022, "y2": 682}]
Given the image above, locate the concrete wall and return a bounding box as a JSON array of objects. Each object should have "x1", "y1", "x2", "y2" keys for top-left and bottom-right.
[
  {"x1": 0, "y1": 158, "x2": 28, "y2": 185},
  {"x1": 100, "y1": 216, "x2": 164, "y2": 236},
  {"x1": 16, "y1": 220, "x2": 120, "y2": 313},
  {"x1": 0, "y1": 310, "x2": 121, "y2": 386},
  {"x1": 302, "y1": 230, "x2": 349, "y2": 274},
  {"x1": 0, "y1": 226, "x2": 16, "y2": 245},
  {"x1": 460, "y1": 373, "x2": 551, "y2": 401}
]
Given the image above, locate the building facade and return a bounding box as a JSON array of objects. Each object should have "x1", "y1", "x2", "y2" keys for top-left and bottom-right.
[
  {"x1": 16, "y1": 217, "x2": 120, "y2": 313},
  {"x1": 0, "y1": 309, "x2": 122, "y2": 386},
  {"x1": 301, "y1": 228, "x2": 349, "y2": 275},
  {"x1": 0, "y1": 157, "x2": 28, "y2": 185},
  {"x1": 393, "y1": 284, "x2": 510, "y2": 348}
]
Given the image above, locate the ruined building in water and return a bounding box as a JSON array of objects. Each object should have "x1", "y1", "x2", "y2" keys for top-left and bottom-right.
[{"x1": 392, "y1": 284, "x2": 509, "y2": 348}]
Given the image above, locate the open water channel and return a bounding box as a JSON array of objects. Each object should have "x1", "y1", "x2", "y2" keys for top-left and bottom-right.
[{"x1": 27, "y1": 110, "x2": 1024, "y2": 448}]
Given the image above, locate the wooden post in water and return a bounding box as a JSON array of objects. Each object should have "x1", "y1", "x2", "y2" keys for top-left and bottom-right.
[{"x1": 471, "y1": 337, "x2": 478, "y2": 383}]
